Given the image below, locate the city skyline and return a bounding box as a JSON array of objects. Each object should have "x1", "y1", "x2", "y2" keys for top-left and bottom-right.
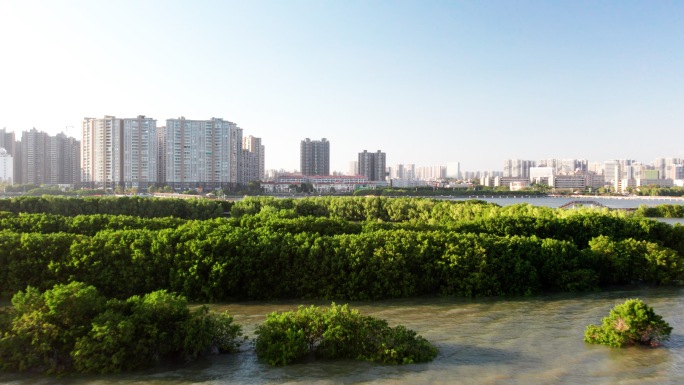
[
  {"x1": 1, "y1": 1, "x2": 683, "y2": 172},
  {"x1": 5, "y1": 124, "x2": 684, "y2": 179}
]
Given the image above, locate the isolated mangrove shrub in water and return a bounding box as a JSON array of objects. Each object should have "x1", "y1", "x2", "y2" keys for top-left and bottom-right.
[
  {"x1": 584, "y1": 298, "x2": 672, "y2": 347},
  {"x1": 254, "y1": 303, "x2": 437, "y2": 366},
  {"x1": 0, "y1": 282, "x2": 245, "y2": 374}
]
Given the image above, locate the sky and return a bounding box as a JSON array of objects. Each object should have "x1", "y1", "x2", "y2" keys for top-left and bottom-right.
[{"x1": 0, "y1": 0, "x2": 683, "y2": 173}]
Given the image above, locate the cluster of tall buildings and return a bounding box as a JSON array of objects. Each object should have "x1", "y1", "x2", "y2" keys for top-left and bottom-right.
[
  {"x1": 0, "y1": 128, "x2": 80, "y2": 186},
  {"x1": 2, "y1": 122, "x2": 683, "y2": 195},
  {"x1": 299, "y1": 138, "x2": 387, "y2": 182},
  {"x1": 263, "y1": 138, "x2": 389, "y2": 193},
  {"x1": 81, "y1": 115, "x2": 264, "y2": 189},
  {"x1": 0, "y1": 115, "x2": 265, "y2": 190},
  {"x1": 498, "y1": 158, "x2": 684, "y2": 192},
  {"x1": 293, "y1": 140, "x2": 684, "y2": 193},
  {"x1": 389, "y1": 164, "x2": 446, "y2": 181}
]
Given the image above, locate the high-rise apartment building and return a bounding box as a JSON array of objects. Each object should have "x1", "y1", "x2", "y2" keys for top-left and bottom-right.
[
  {"x1": 19, "y1": 128, "x2": 48, "y2": 185},
  {"x1": 13, "y1": 128, "x2": 80, "y2": 185},
  {"x1": 157, "y1": 125, "x2": 167, "y2": 183},
  {"x1": 654, "y1": 158, "x2": 682, "y2": 180},
  {"x1": 47, "y1": 133, "x2": 80, "y2": 185},
  {"x1": 405, "y1": 164, "x2": 416, "y2": 180},
  {"x1": 446, "y1": 162, "x2": 461, "y2": 179},
  {"x1": 537, "y1": 159, "x2": 588, "y2": 174},
  {"x1": 164, "y1": 117, "x2": 242, "y2": 188},
  {"x1": 243, "y1": 135, "x2": 265, "y2": 182},
  {"x1": 414, "y1": 165, "x2": 445, "y2": 180},
  {"x1": 503, "y1": 159, "x2": 536, "y2": 178},
  {"x1": 603, "y1": 160, "x2": 618, "y2": 181},
  {"x1": 347, "y1": 161, "x2": 358, "y2": 176},
  {"x1": 358, "y1": 150, "x2": 386, "y2": 181},
  {"x1": 300, "y1": 138, "x2": 329, "y2": 176},
  {"x1": 392, "y1": 163, "x2": 405, "y2": 179},
  {"x1": 82, "y1": 115, "x2": 157, "y2": 189},
  {"x1": 123, "y1": 116, "x2": 158, "y2": 188},
  {"x1": 0, "y1": 128, "x2": 16, "y2": 157},
  {"x1": 82, "y1": 116, "x2": 119, "y2": 187}
]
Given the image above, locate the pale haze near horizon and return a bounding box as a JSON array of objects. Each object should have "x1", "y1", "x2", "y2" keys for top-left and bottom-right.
[{"x1": 0, "y1": 0, "x2": 682, "y2": 173}]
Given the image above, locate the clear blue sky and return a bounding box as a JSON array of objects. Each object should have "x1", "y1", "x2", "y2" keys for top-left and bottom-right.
[{"x1": 1, "y1": 0, "x2": 682, "y2": 172}]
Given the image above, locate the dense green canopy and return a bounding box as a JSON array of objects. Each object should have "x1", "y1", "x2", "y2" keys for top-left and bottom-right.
[{"x1": 1, "y1": 196, "x2": 683, "y2": 301}]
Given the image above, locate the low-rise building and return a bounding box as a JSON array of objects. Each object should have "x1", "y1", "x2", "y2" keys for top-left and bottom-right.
[
  {"x1": 510, "y1": 180, "x2": 529, "y2": 191},
  {"x1": 529, "y1": 166, "x2": 554, "y2": 185},
  {"x1": 261, "y1": 174, "x2": 375, "y2": 193},
  {"x1": 637, "y1": 178, "x2": 674, "y2": 188},
  {"x1": 495, "y1": 177, "x2": 529, "y2": 188}
]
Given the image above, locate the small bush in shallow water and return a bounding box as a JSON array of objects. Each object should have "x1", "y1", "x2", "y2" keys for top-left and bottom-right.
[
  {"x1": 254, "y1": 303, "x2": 437, "y2": 366},
  {"x1": 584, "y1": 298, "x2": 672, "y2": 348}
]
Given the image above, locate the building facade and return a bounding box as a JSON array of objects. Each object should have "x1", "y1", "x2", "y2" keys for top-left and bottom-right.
[
  {"x1": 123, "y1": 116, "x2": 157, "y2": 188},
  {"x1": 82, "y1": 115, "x2": 156, "y2": 189},
  {"x1": 82, "y1": 116, "x2": 123, "y2": 188},
  {"x1": 164, "y1": 117, "x2": 242, "y2": 189},
  {"x1": 654, "y1": 158, "x2": 682, "y2": 180},
  {"x1": 0, "y1": 128, "x2": 16, "y2": 157},
  {"x1": 503, "y1": 159, "x2": 536, "y2": 178},
  {"x1": 242, "y1": 135, "x2": 265, "y2": 182},
  {"x1": 47, "y1": 133, "x2": 80, "y2": 185},
  {"x1": 358, "y1": 150, "x2": 386, "y2": 182},
  {"x1": 19, "y1": 128, "x2": 49, "y2": 185},
  {"x1": 415, "y1": 165, "x2": 445, "y2": 181},
  {"x1": 0, "y1": 148, "x2": 13, "y2": 185},
  {"x1": 446, "y1": 162, "x2": 461, "y2": 179},
  {"x1": 11, "y1": 129, "x2": 80, "y2": 186},
  {"x1": 300, "y1": 138, "x2": 329, "y2": 176}
]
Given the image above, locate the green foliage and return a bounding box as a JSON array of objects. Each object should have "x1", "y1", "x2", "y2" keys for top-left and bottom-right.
[
  {"x1": 0, "y1": 282, "x2": 105, "y2": 373},
  {"x1": 0, "y1": 196, "x2": 229, "y2": 219},
  {"x1": 0, "y1": 283, "x2": 245, "y2": 374},
  {"x1": 635, "y1": 186, "x2": 684, "y2": 198},
  {"x1": 1, "y1": 197, "x2": 684, "y2": 302},
  {"x1": 584, "y1": 299, "x2": 672, "y2": 347},
  {"x1": 634, "y1": 204, "x2": 684, "y2": 218},
  {"x1": 586, "y1": 236, "x2": 684, "y2": 285},
  {"x1": 182, "y1": 307, "x2": 246, "y2": 359},
  {"x1": 254, "y1": 303, "x2": 437, "y2": 366}
]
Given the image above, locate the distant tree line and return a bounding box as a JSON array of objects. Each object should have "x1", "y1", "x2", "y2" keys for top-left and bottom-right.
[
  {"x1": 0, "y1": 196, "x2": 230, "y2": 219},
  {"x1": 634, "y1": 204, "x2": 684, "y2": 218},
  {"x1": 635, "y1": 186, "x2": 684, "y2": 197},
  {"x1": 1, "y1": 197, "x2": 683, "y2": 301}
]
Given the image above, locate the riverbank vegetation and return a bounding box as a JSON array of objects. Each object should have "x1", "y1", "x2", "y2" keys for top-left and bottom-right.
[
  {"x1": 1, "y1": 196, "x2": 683, "y2": 302},
  {"x1": 634, "y1": 204, "x2": 684, "y2": 218},
  {"x1": 634, "y1": 186, "x2": 684, "y2": 197},
  {"x1": 1, "y1": 196, "x2": 682, "y2": 372},
  {"x1": 254, "y1": 303, "x2": 437, "y2": 366},
  {"x1": 0, "y1": 282, "x2": 244, "y2": 374},
  {"x1": 584, "y1": 299, "x2": 672, "y2": 347}
]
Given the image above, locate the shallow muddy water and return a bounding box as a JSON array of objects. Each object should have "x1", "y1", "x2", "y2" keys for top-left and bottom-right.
[{"x1": 3, "y1": 288, "x2": 684, "y2": 384}]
